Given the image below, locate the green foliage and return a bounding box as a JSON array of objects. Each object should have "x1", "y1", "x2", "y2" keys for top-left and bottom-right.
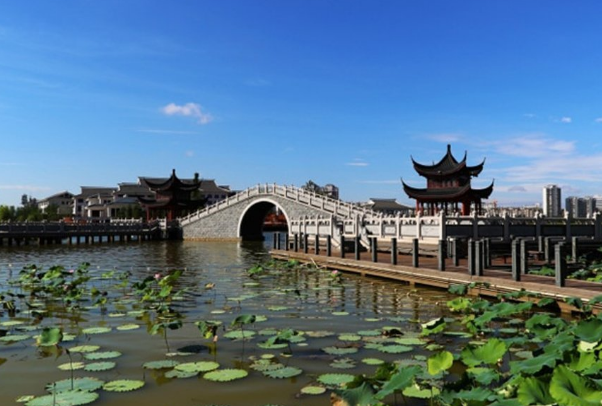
[{"x1": 427, "y1": 351, "x2": 454, "y2": 376}]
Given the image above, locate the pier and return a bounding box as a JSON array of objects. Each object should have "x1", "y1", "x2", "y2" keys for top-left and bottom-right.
[
  {"x1": 270, "y1": 232, "x2": 602, "y2": 314},
  {"x1": 0, "y1": 220, "x2": 163, "y2": 246}
]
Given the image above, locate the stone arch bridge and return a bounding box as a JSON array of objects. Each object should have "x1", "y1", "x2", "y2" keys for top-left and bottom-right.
[{"x1": 179, "y1": 184, "x2": 374, "y2": 244}]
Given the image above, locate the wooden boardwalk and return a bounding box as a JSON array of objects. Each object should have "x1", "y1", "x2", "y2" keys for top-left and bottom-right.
[{"x1": 271, "y1": 247, "x2": 602, "y2": 314}]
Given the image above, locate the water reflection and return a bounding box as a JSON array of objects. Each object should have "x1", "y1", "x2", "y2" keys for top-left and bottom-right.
[{"x1": 0, "y1": 238, "x2": 455, "y2": 406}]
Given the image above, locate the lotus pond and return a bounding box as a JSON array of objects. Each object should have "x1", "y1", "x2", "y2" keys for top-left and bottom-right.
[{"x1": 1, "y1": 239, "x2": 602, "y2": 406}]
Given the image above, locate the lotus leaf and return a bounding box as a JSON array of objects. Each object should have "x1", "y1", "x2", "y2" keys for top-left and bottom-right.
[
  {"x1": 573, "y1": 319, "x2": 602, "y2": 343},
  {"x1": 116, "y1": 324, "x2": 140, "y2": 331},
  {"x1": 550, "y1": 365, "x2": 602, "y2": 406},
  {"x1": 46, "y1": 377, "x2": 104, "y2": 393},
  {"x1": 510, "y1": 351, "x2": 561, "y2": 375},
  {"x1": 164, "y1": 369, "x2": 198, "y2": 379},
  {"x1": 84, "y1": 362, "x2": 116, "y2": 372},
  {"x1": 322, "y1": 346, "x2": 359, "y2": 355},
  {"x1": 427, "y1": 351, "x2": 453, "y2": 376},
  {"x1": 394, "y1": 337, "x2": 425, "y2": 346},
  {"x1": 338, "y1": 334, "x2": 361, "y2": 341},
  {"x1": 467, "y1": 367, "x2": 501, "y2": 385},
  {"x1": 102, "y1": 379, "x2": 145, "y2": 392},
  {"x1": 175, "y1": 361, "x2": 220, "y2": 373},
  {"x1": 263, "y1": 366, "x2": 303, "y2": 379},
  {"x1": 332, "y1": 382, "x2": 376, "y2": 406},
  {"x1": 402, "y1": 383, "x2": 440, "y2": 399},
  {"x1": 69, "y1": 345, "x2": 100, "y2": 353},
  {"x1": 517, "y1": 376, "x2": 555, "y2": 405},
  {"x1": 300, "y1": 386, "x2": 326, "y2": 395},
  {"x1": 461, "y1": 338, "x2": 507, "y2": 367},
  {"x1": 57, "y1": 362, "x2": 85, "y2": 371},
  {"x1": 81, "y1": 327, "x2": 111, "y2": 335},
  {"x1": 317, "y1": 373, "x2": 355, "y2": 387},
  {"x1": 84, "y1": 351, "x2": 121, "y2": 360},
  {"x1": 330, "y1": 358, "x2": 356, "y2": 369},
  {"x1": 357, "y1": 329, "x2": 380, "y2": 336},
  {"x1": 377, "y1": 344, "x2": 413, "y2": 354},
  {"x1": 26, "y1": 390, "x2": 99, "y2": 406},
  {"x1": 376, "y1": 365, "x2": 421, "y2": 399},
  {"x1": 143, "y1": 360, "x2": 180, "y2": 370},
  {"x1": 332, "y1": 311, "x2": 349, "y2": 316},
  {"x1": 203, "y1": 368, "x2": 248, "y2": 382},
  {"x1": 36, "y1": 327, "x2": 62, "y2": 346},
  {"x1": 0, "y1": 334, "x2": 31, "y2": 342},
  {"x1": 362, "y1": 358, "x2": 385, "y2": 366},
  {"x1": 223, "y1": 330, "x2": 256, "y2": 339}
]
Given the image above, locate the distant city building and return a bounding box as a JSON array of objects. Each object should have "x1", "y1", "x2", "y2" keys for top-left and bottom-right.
[
  {"x1": 301, "y1": 181, "x2": 340, "y2": 200},
  {"x1": 566, "y1": 196, "x2": 596, "y2": 218},
  {"x1": 361, "y1": 198, "x2": 413, "y2": 216},
  {"x1": 322, "y1": 184, "x2": 339, "y2": 200},
  {"x1": 38, "y1": 191, "x2": 74, "y2": 216},
  {"x1": 542, "y1": 184, "x2": 562, "y2": 217},
  {"x1": 72, "y1": 187, "x2": 117, "y2": 219}
]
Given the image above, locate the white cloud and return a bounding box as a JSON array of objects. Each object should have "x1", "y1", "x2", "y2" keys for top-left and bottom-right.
[
  {"x1": 490, "y1": 134, "x2": 574, "y2": 158},
  {"x1": 560, "y1": 116, "x2": 572, "y2": 123},
  {"x1": 523, "y1": 113, "x2": 536, "y2": 118},
  {"x1": 426, "y1": 133, "x2": 462, "y2": 143},
  {"x1": 595, "y1": 117, "x2": 602, "y2": 123},
  {"x1": 136, "y1": 129, "x2": 200, "y2": 135},
  {"x1": 185, "y1": 150, "x2": 194, "y2": 157},
  {"x1": 161, "y1": 102, "x2": 213, "y2": 125},
  {"x1": 346, "y1": 158, "x2": 369, "y2": 167}
]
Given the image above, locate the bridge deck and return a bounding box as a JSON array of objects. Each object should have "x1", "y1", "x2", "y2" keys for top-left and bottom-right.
[{"x1": 270, "y1": 248, "x2": 602, "y2": 314}]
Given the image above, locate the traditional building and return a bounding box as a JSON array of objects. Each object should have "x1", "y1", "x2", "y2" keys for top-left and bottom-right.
[
  {"x1": 402, "y1": 145, "x2": 494, "y2": 215},
  {"x1": 361, "y1": 198, "x2": 413, "y2": 216},
  {"x1": 138, "y1": 170, "x2": 205, "y2": 221}
]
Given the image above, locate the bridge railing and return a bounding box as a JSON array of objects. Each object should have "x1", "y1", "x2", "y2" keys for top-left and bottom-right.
[{"x1": 179, "y1": 183, "x2": 379, "y2": 226}]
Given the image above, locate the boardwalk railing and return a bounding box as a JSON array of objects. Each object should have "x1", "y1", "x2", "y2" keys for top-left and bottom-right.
[{"x1": 291, "y1": 212, "x2": 602, "y2": 245}]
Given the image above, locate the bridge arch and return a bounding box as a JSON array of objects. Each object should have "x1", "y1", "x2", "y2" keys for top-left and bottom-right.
[{"x1": 237, "y1": 198, "x2": 291, "y2": 240}]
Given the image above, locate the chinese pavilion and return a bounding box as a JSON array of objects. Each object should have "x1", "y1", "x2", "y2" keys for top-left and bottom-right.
[
  {"x1": 402, "y1": 145, "x2": 494, "y2": 215},
  {"x1": 138, "y1": 169, "x2": 204, "y2": 221}
]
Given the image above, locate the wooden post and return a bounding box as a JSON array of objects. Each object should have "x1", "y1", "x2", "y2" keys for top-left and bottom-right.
[
  {"x1": 293, "y1": 234, "x2": 299, "y2": 252},
  {"x1": 571, "y1": 236, "x2": 578, "y2": 263},
  {"x1": 412, "y1": 238, "x2": 419, "y2": 268},
  {"x1": 303, "y1": 234, "x2": 309, "y2": 254},
  {"x1": 452, "y1": 238, "x2": 459, "y2": 267},
  {"x1": 544, "y1": 237, "x2": 553, "y2": 264},
  {"x1": 285, "y1": 234, "x2": 289, "y2": 251},
  {"x1": 474, "y1": 239, "x2": 483, "y2": 276},
  {"x1": 555, "y1": 242, "x2": 567, "y2": 287},
  {"x1": 520, "y1": 239, "x2": 528, "y2": 275},
  {"x1": 276, "y1": 232, "x2": 281, "y2": 250},
  {"x1": 272, "y1": 233, "x2": 278, "y2": 249},
  {"x1": 391, "y1": 238, "x2": 397, "y2": 265},
  {"x1": 354, "y1": 236, "x2": 361, "y2": 261},
  {"x1": 511, "y1": 238, "x2": 521, "y2": 281},
  {"x1": 326, "y1": 235, "x2": 332, "y2": 257},
  {"x1": 340, "y1": 235, "x2": 346, "y2": 258},
  {"x1": 438, "y1": 239, "x2": 446, "y2": 271},
  {"x1": 467, "y1": 239, "x2": 475, "y2": 275},
  {"x1": 371, "y1": 238, "x2": 378, "y2": 263},
  {"x1": 314, "y1": 235, "x2": 320, "y2": 255}
]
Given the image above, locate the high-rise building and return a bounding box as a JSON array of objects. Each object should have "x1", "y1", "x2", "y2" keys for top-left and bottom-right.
[
  {"x1": 566, "y1": 196, "x2": 597, "y2": 218},
  {"x1": 543, "y1": 184, "x2": 562, "y2": 217}
]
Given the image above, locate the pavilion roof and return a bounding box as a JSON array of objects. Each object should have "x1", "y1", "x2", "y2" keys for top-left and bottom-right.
[
  {"x1": 402, "y1": 180, "x2": 494, "y2": 202},
  {"x1": 411, "y1": 144, "x2": 485, "y2": 178},
  {"x1": 139, "y1": 169, "x2": 199, "y2": 192}
]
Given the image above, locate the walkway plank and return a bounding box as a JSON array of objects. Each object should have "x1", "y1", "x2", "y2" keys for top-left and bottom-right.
[{"x1": 271, "y1": 248, "x2": 602, "y2": 314}]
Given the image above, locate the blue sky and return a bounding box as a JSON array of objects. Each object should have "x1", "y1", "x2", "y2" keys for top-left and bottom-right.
[{"x1": 1, "y1": 1, "x2": 602, "y2": 208}]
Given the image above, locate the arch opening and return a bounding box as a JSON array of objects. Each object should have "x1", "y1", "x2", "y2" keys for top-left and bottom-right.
[{"x1": 238, "y1": 200, "x2": 289, "y2": 241}]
